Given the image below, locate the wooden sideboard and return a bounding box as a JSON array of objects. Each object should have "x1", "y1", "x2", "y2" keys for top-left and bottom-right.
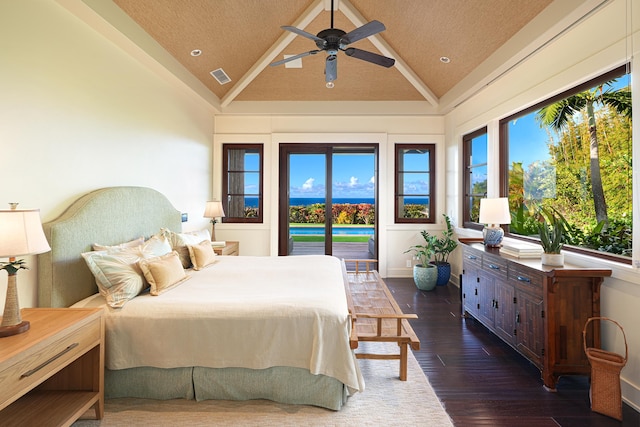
[{"x1": 459, "y1": 238, "x2": 611, "y2": 390}]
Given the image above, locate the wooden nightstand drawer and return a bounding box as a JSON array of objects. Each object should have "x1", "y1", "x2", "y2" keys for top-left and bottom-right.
[
  {"x1": 0, "y1": 315, "x2": 100, "y2": 409},
  {"x1": 0, "y1": 308, "x2": 104, "y2": 425}
]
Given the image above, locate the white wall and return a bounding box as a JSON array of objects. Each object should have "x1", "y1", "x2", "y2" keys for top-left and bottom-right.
[
  {"x1": 445, "y1": 0, "x2": 640, "y2": 411},
  {"x1": 213, "y1": 115, "x2": 446, "y2": 276},
  {"x1": 0, "y1": 1, "x2": 214, "y2": 309}
]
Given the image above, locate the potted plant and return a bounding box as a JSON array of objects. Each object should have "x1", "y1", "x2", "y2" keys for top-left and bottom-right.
[
  {"x1": 538, "y1": 211, "x2": 564, "y2": 266},
  {"x1": 404, "y1": 236, "x2": 438, "y2": 291},
  {"x1": 423, "y1": 214, "x2": 458, "y2": 286}
]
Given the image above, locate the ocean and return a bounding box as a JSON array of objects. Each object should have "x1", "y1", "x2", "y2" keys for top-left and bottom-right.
[{"x1": 243, "y1": 197, "x2": 426, "y2": 207}]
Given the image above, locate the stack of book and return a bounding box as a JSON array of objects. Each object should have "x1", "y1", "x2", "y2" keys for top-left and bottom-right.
[{"x1": 499, "y1": 242, "x2": 543, "y2": 258}]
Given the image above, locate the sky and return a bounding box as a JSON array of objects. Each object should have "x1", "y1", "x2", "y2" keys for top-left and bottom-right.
[{"x1": 289, "y1": 152, "x2": 375, "y2": 199}]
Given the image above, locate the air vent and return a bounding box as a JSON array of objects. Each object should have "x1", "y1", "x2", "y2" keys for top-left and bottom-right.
[{"x1": 210, "y1": 68, "x2": 231, "y2": 85}]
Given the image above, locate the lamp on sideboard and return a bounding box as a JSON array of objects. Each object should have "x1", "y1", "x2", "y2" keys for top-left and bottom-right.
[
  {"x1": 479, "y1": 197, "x2": 511, "y2": 248},
  {"x1": 203, "y1": 201, "x2": 225, "y2": 241},
  {"x1": 0, "y1": 203, "x2": 51, "y2": 337}
]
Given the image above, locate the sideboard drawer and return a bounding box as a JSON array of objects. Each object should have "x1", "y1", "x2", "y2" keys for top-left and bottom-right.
[
  {"x1": 462, "y1": 246, "x2": 482, "y2": 269},
  {"x1": 510, "y1": 265, "x2": 543, "y2": 296},
  {"x1": 482, "y1": 255, "x2": 508, "y2": 280}
]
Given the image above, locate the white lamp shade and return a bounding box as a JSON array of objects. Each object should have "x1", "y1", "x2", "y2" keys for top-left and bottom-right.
[
  {"x1": 0, "y1": 209, "x2": 51, "y2": 257},
  {"x1": 479, "y1": 198, "x2": 511, "y2": 225},
  {"x1": 203, "y1": 201, "x2": 225, "y2": 219}
]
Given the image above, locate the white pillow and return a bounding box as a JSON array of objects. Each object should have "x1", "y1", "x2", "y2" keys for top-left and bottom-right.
[
  {"x1": 92, "y1": 236, "x2": 144, "y2": 252},
  {"x1": 162, "y1": 228, "x2": 211, "y2": 268}
]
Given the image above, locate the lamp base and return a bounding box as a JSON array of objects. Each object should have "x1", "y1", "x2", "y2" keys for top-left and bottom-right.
[
  {"x1": 0, "y1": 320, "x2": 30, "y2": 338},
  {"x1": 483, "y1": 225, "x2": 504, "y2": 248}
]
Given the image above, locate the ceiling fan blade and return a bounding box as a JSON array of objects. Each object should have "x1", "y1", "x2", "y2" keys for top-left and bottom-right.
[
  {"x1": 341, "y1": 20, "x2": 385, "y2": 44},
  {"x1": 344, "y1": 48, "x2": 395, "y2": 68},
  {"x1": 325, "y1": 55, "x2": 337, "y2": 82},
  {"x1": 270, "y1": 50, "x2": 320, "y2": 67},
  {"x1": 282, "y1": 26, "x2": 324, "y2": 43}
]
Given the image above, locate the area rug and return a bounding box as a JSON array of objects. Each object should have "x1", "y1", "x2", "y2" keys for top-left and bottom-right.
[{"x1": 74, "y1": 343, "x2": 453, "y2": 426}]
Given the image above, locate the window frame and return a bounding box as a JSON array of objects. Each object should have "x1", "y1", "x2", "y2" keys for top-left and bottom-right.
[
  {"x1": 394, "y1": 143, "x2": 436, "y2": 224},
  {"x1": 498, "y1": 64, "x2": 631, "y2": 264},
  {"x1": 221, "y1": 143, "x2": 264, "y2": 224},
  {"x1": 462, "y1": 127, "x2": 488, "y2": 230}
]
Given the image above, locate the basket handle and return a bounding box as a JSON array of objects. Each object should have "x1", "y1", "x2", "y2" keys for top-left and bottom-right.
[{"x1": 583, "y1": 316, "x2": 628, "y2": 363}]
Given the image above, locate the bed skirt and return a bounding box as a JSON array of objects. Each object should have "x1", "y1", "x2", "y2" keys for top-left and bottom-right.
[{"x1": 105, "y1": 366, "x2": 348, "y2": 411}]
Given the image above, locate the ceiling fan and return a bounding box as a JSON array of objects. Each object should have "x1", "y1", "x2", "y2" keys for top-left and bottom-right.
[{"x1": 269, "y1": 0, "x2": 395, "y2": 87}]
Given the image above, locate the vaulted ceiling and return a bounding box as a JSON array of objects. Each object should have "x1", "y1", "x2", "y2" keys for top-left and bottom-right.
[{"x1": 75, "y1": 0, "x2": 607, "y2": 114}]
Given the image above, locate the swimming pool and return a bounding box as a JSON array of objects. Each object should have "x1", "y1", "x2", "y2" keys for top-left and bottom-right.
[{"x1": 290, "y1": 226, "x2": 374, "y2": 236}]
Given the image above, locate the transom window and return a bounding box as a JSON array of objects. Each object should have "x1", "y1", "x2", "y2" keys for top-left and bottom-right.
[
  {"x1": 222, "y1": 144, "x2": 263, "y2": 223},
  {"x1": 394, "y1": 144, "x2": 435, "y2": 223}
]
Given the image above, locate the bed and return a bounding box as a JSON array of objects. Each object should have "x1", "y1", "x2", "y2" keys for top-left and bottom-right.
[{"x1": 37, "y1": 186, "x2": 364, "y2": 410}]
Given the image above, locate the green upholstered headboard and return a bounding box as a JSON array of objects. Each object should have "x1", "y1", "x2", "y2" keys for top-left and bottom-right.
[{"x1": 37, "y1": 186, "x2": 182, "y2": 308}]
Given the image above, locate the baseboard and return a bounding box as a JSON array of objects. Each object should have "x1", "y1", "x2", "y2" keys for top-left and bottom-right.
[{"x1": 622, "y1": 378, "x2": 640, "y2": 413}]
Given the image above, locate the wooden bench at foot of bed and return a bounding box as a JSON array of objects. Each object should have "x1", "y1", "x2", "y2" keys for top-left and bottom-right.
[{"x1": 343, "y1": 259, "x2": 420, "y2": 381}]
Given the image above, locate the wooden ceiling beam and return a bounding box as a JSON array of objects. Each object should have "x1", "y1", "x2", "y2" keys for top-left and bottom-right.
[
  {"x1": 339, "y1": 0, "x2": 439, "y2": 107},
  {"x1": 221, "y1": 0, "x2": 324, "y2": 108}
]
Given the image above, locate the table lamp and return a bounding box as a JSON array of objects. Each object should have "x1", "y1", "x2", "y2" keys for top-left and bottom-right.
[
  {"x1": 0, "y1": 203, "x2": 51, "y2": 337},
  {"x1": 479, "y1": 197, "x2": 511, "y2": 248},
  {"x1": 203, "y1": 201, "x2": 225, "y2": 241}
]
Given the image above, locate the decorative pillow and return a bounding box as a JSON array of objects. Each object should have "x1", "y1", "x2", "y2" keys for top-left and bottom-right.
[
  {"x1": 139, "y1": 251, "x2": 190, "y2": 296},
  {"x1": 161, "y1": 228, "x2": 211, "y2": 268},
  {"x1": 81, "y1": 235, "x2": 173, "y2": 308},
  {"x1": 187, "y1": 240, "x2": 217, "y2": 270},
  {"x1": 92, "y1": 236, "x2": 144, "y2": 252},
  {"x1": 82, "y1": 249, "x2": 147, "y2": 308}
]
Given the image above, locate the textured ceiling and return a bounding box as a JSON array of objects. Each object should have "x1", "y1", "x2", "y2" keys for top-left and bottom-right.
[{"x1": 106, "y1": 0, "x2": 564, "y2": 110}]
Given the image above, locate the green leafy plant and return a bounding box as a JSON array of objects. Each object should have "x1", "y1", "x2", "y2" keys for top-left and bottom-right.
[
  {"x1": 537, "y1": 211, "x2": 564, "y2": 254},
  {"x1": 424, "y1": 214, "x2": 458, "y2": 264},
  {"x1": 405, "y1": 214, "x2": 458, "y2": 265},
  {"x1": 404, "y1": 240, "x2": 435, "y2": 267}
]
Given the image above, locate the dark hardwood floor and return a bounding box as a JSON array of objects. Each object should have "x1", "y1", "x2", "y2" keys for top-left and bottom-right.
[{"x1": 384, "y1": 278, "x2": 639, "y2": 427}]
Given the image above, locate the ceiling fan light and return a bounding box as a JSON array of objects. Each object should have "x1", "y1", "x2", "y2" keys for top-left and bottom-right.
[{"x1": 326, "y1": 81, "x2": 335, "y2": 89}]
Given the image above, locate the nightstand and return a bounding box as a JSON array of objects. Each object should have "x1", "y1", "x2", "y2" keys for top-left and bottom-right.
[
  {"x1": 0, "y1": 308, "x2": 104, "y2": 426},
  {"x1": 213, "y1": 241, "x2": 239, "y2": 256}
]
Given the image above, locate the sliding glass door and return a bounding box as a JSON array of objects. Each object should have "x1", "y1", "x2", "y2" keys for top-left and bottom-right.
[{"x1": 279, "y1": 144, "x2": 377, "y2": 259}]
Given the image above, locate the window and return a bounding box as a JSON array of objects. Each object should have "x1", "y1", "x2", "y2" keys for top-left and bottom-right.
[
  {"x1": 462, "y1": 128, "x2": 488, "y2": 229},
  {"x1": 500, "y1": 65, "x2": 632, "y2": 262},
  {"x1": 395, "y1": 144, "x2": 435, "y2": 223},
  {"x1": 222, "y1": 144, "x2": 263, "y2": 223}
]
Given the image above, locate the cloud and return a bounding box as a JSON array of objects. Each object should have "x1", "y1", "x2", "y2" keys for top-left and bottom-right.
[
  {"x1": 302, "y1": 177, "x2": 314, "y2": 190},
  {"x1": 369, "y1": 176, "x2": 375, "y2": 184},
  {"x1": 349, "y1": 176, "x2": 358, "y2": 187}
]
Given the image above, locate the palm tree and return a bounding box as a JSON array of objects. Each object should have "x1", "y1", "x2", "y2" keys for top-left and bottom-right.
[{"x1": 536, "y1": 81, "x2": 631, "y2": 228}]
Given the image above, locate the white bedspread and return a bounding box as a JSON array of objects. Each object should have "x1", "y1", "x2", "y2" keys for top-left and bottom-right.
[{"x1": 73, "y1": 255, "x2": 364, "y2": 392}]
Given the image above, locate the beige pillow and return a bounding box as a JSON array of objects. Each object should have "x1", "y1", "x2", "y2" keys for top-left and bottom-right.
[
  {"x1": 161, "y1": 228, "x2": 211, "y2": 268},
  {"x1": 187, "y1": 240, "x2": 217, "y2": 270},
  {"x1": 139, "y1": 251, "x2": 190, "y2": 296}
]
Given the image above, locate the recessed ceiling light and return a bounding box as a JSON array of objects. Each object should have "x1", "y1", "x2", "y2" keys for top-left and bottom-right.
[
  {"x1": 190, "y1": 49, "x2": 202, "y2": 57},
  {"x1": 440, "y1": 56, "x2": 451, "y2": 64}
]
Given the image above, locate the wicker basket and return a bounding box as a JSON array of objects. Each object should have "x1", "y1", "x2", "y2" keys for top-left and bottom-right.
[{"x1": 583, "y1": 317, "x2": 628, "y2": 421}]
